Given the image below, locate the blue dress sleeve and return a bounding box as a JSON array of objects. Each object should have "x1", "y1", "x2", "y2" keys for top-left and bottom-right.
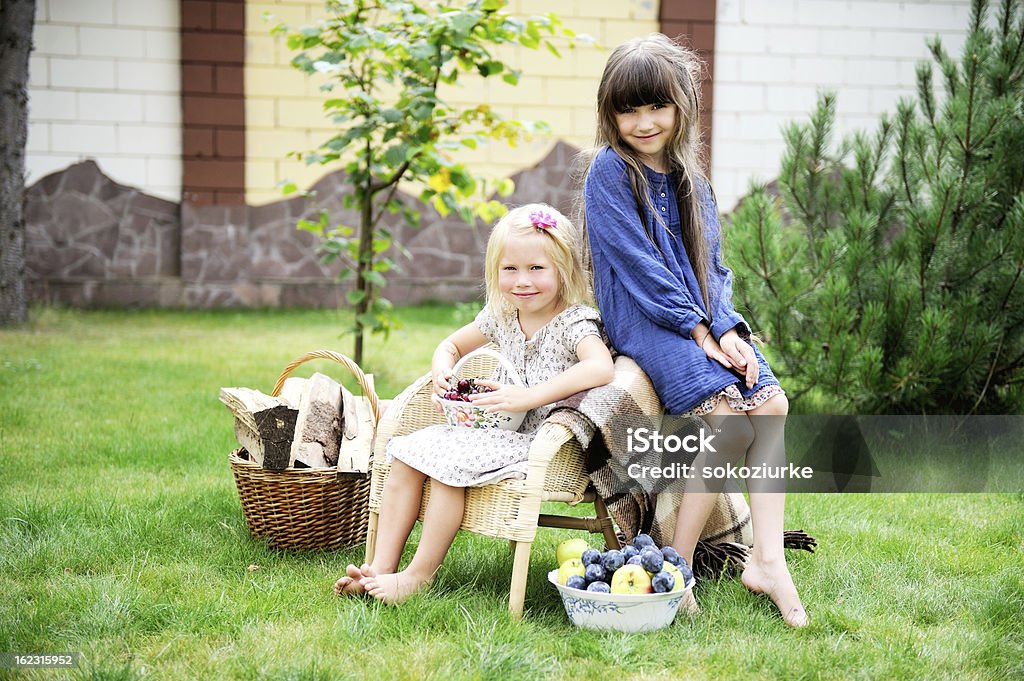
[
  {"x1": 584, "y1": 150, "x2": 709, "y2": 339},
  {"x1": 703, "y1": 189, "x2": 751, "y2": 340}
]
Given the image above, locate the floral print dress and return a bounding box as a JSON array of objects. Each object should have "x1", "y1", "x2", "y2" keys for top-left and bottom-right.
[{"x1": 386, "y1": 304, "x2": 603, "y2": 487}]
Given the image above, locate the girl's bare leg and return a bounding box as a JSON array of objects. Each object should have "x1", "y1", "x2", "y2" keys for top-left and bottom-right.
[
  {"x1": 334, "y1": 460, "x2": 426, "y2": 596},
  {"x1": 740, "y1": 394, "x2": 808, "y2": 627},
  {"x1": 363, "y1": 479, "x2": 466, "y2": 604},
  {"x1": 670, "y1": 400, "x2": 754, "y2": 566}
]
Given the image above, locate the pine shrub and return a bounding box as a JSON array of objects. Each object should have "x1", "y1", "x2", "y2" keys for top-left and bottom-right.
[{"x1": 727, "y1": 0, "x2": 1024, "y2": 414}]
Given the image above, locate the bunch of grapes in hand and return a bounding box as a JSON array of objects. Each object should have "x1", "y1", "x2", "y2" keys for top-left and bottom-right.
[{"x1": 442, "y1": 378, "x2": 494, "y2": 403}]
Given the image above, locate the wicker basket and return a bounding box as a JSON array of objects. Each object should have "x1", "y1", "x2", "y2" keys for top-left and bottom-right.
[{"x1": 229, "y1": 350, "x2": 381, "y2": 551}]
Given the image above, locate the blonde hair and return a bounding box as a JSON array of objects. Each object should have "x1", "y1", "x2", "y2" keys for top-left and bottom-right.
[
  {"x1": 586, "y1": 33, "x2": 713, "y2": 313},
  {"x1": 484, "y1": 203, "x2": 590, "y2": 316}
]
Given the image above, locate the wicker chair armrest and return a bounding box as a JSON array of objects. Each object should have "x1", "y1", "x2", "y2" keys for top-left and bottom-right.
[{"x1": 523, "y1": 421, "x2": 590, "y2": 505}]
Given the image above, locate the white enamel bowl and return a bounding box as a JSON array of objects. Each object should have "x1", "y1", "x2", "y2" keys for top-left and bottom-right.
[{"x1": 548, "y1": 569, "x2": 695, "y2": 633}]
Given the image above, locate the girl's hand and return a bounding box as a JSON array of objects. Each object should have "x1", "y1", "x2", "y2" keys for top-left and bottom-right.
[
  {"x1": 718, "y1": 329, "x2": 759, "y2": 389},
  {"x1": 468, "y1": 380, "x2": 536, "y2": 414},
  {"x1": 432, "y1": 367, "x2": 453, "y2": 395},
  {"x1": 431, "y1": 368, "x2": 453, "y2": 414},
  {"x1": 697, "y1": 333, "x2": 737, "y2": 372}
]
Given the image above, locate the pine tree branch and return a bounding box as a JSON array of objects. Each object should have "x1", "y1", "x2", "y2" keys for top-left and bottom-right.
[
  {"x1": 789, "y1": 250, "x2": 840, "y2": 306},
  {"x1": 968, "y1": 334, "x2": 1004, "y2": 416},
  {"x1": 1001, "y1": 349, "x2": 1024, "y2": 379},
  {"x1": 920, "y1": 185, "x2": 953, "y2": 308},
  {"x1": 898, "y1": 116, "x2": 916, "y2": 205},
  {"x1": 997, "y1": 259, "x2": 1024, "y2": 315},
  {"x1": 755, "y1": 210, "x2": 779, "y2": 297}
]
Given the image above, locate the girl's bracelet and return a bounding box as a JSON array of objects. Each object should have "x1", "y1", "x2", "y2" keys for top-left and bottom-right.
[{"x1": 699, "y1": 333, "x2": 712, "y2": 352}]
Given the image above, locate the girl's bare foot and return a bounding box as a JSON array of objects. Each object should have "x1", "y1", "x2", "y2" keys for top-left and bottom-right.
[
  {"x1": 362, "y1": 570, "x2": 431, "y2": 605},
  {"x1": 741, "y1": 557, "x2": 808, "y2": 628},
  {"x1": 333, "y1": 563, "x2": 376, "y2": 596}
]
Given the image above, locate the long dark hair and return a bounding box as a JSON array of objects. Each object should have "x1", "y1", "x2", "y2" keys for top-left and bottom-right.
[{"x1": 583, "y1": 33, "x2": 713, "y2": 314}]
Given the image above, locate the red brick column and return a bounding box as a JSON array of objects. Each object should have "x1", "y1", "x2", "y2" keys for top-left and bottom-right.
[
  {"x1": 660, "y1": 0, "x2": 716, "y2": 175},
  {"x1": 180, "y1": 0, "x2": 246, "y2": 205}
]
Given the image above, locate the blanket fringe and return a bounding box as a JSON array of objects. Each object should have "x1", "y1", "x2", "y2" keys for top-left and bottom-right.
[
  {"x1": 783, "y1": 530, "x2": 817, "y2": 553},
  {"x1": 693, "y1": 540, "x2": 748, "y2": 578},
  {"x1": 693, "y1": 530, "x2": 818, "y2": 579}
]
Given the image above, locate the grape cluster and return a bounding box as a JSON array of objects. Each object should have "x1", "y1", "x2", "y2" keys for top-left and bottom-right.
[{"x1": 442, "y1": 377, "x2": 494, "y2": 402}]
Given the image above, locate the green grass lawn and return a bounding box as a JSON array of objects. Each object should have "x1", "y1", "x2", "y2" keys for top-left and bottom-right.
[{"x1": 1, "y1": 307, "x2": 1021, "y2": 680}]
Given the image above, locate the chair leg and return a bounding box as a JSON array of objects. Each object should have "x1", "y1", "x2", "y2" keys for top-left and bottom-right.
[
  {"x1": 593, "y1": 494, "x2": 621, "y2": 550},
  {"x1": 508, "y1": 541, "x2": 533, "y2": 620},
  {"x1": 365, "y1": 509, "x2": 379, "y2": 565}
]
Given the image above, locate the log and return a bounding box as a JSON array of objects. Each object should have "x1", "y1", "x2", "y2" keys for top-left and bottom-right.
[
  {"x1": 337, "y1": 374, "x2": 376, "y2": 473},
  {"x1": 219, "y1": 386, "x2": 298, "y2": 470},
  {"x1": 278, "y1": 376, "x2": 305, "y2": 408},
  {"x1": 289, "y1": 372, "x2": 343, "y2": 468}
]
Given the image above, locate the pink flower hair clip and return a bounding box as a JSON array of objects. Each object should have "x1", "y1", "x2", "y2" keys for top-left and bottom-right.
[{"x1": 529, "y1": 209, "x2": 558, "y2": 232}]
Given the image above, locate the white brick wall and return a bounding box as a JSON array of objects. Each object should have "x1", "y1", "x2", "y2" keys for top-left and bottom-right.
[
  {"x1": 711, "y1": 0, "x2": 971, "y2": 212},
  {"x1": 27, "y1": 0, "x2": 181, "y2": 200}
]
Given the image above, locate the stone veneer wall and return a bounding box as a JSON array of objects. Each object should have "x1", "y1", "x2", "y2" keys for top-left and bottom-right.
[{"x1": 25, "y1": 142, "x2": 583, "y2": 308}]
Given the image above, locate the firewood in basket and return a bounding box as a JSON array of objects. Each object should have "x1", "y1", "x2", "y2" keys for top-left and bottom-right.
[
  {"x1": 219, "y1": 386, "x2": 299, "y2": 469},
  {"x1": 238, "y1": 407, "x2": 297, "y2": 469},
  {"x1": 289, "y1": 372, "x2": 343, "y2": 468}
]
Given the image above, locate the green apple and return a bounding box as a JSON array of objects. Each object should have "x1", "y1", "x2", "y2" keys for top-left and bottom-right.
[
  {"x1": 557, "y1": 558, "x2": 586, "y2": 585},
  {"x1": 555, "y1": 538, "x2": 590, "y2": 566},
  {"x1": 662, "y1": 562, "x2": 687, "y2": 592},
  {"x1": 610, "y1": 564, "x2": 652, "y2": 594}
]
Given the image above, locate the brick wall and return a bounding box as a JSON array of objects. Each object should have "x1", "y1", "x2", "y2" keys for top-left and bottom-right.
[
  {"x1": 710, "y1": 0, "x2": 971, "y2": 212},
  {"x1": 181, "y1": 0, "x2": 247, "y2": 204},
  {"x1": 660, "y1": 0, "x2": 716, "y2": 171},
  {"x1": 26, "y1": 0, "x2": 182, "y2": 201}
]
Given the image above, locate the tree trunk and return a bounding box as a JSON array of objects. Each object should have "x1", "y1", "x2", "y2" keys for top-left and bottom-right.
[
  {"x1": 0, "y1": 0, "x2": 35, "y2": 326},
  {"x1": 353, "y1": 175, "x2": 374, "y2": 366}
]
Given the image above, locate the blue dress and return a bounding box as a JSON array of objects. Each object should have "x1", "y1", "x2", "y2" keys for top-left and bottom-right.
[{"x1": 584, "y1": 146, "x2": 779, "y2": 414}]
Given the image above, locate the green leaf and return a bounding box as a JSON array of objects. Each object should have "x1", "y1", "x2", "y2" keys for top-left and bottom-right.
[
  {"x1": 450, "y1": 12, "x2": 480, "y2": 38},
  {"x1": 346, "y1": 289, "x2": 367, "y2": 305},
  {"x1": 356, "y1": 312, "x2": 379, "y2": 328},
  {"x1": 477, "y1": 60, "x2": 504, "y2": 77},
  {"x1": 432, "y1": 195, "x2": 451, "y2": 217},
  {"x1": 411, "y1": 104, "x2": 434, "y2": 121},
  {"x1": 496, "y1": 178, "x2": 515, "y2": 197},
  {"x1": 409, "y1": 42, "x2": 435, "y2": 61},
  {"x1": 364, "y1": 270, "x2": 387, "y2": 287},
  {"x1": 383, "y1": 144, "x2": 408, "y2": 167},
  {"x1": 518, "y1": 34, "x2": 539, "y2": 49}
]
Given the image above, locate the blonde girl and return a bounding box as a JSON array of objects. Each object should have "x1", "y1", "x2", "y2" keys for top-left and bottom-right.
[
  {"x1": 336, "y1": 204, "x2": 614, "y2": 604},
  {"x1": 583, "y1": 34, "x2": 807, "y2": 627}
]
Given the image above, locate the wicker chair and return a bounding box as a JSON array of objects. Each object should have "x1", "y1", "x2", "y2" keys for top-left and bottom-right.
[{"x1": 365, "y1": 351, "x2": 620, "y2": 618}]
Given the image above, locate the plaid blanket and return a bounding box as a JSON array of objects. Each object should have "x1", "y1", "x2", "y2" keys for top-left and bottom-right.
[{"x1": 548, "y1": 355, "x2": 815, "y2": 578}]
